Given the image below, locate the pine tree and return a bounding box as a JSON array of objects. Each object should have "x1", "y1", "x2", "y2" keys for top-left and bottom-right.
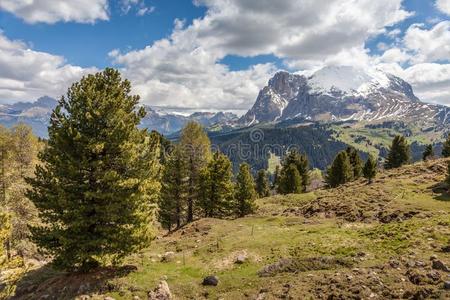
[
  {"x1": 442, "y1": 134, "x2": 450, "y2": 158},
  {"x1": 256, "y1": 169, "x2": 270, "y2": 198},
  {"x1": 198, "y1": 152, "x2": 234, "y2": 218},
  {"x1": 422, "y1": 144, "x2": 433, "y2": 161},
  {"x1": 283, "y1": 164, "x2": 303, "y2": 194},
  {"x1": 180, "y1": 122, "x2": 212, "y2": 223},
  {"x1": 278, "y1": 150, "x2": 310, "y2": 194},
  {"x1": 384, "y1": 135, "x2": 410, "y2": 169},
  {"x1": 158, "y1": 146, "x2": 188, "y2": 231},
  {"x1": 362, "y1": 155, "x2": 377, "y2": 184},
  {"x1": 26, "y1": 69, "x2": 161, "y2": 271},
  {"x1": 346, "y1": 146, "x2": 363, "y2": 179},
  {"x1": 326, "y1": 151, "x2": 353, "y2": 188},
  {"x1": 235, "y1": 163, "x2": 257, "y2": 217},
  {"x1": 273, "y1": 165, "x2": 281, "y2": 190}
]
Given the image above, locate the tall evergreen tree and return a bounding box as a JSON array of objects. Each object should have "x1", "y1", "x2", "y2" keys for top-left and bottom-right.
[
  {"x1": 422, "y1": 144, "x2": 434, "y2": 161},
  {"x1": 256, "y1": 169, "x2": 270, "y2": 198},
  {"x1": 278, "y1": 150, "x2": 310, "y2": 194},
  {"x1": 273, "y1": 165, "x2": 281, "y2": 190},
  {"x1": 198, "y1": 152, "x2": 234, "y2": 218},
  {"x1": 346, "y1": 146, "x2": 363, "y2": 179},
  {"x1": 180, "y1": 122, "x2": 212, "y2": 223},
  {"x1": 158, "y1": 146, "x2": 188, "y2": 231},
  {"x1": 384, "y1": 135, "x2": 410, "y2": 169},
  {"x1": 326, "y1": 151, "x2": 353, "y2": 188},
  {"x1": 362, "y1": 155, "x2": 377, "y2": 184},
  {"x1": 442, "y1": 134, "x2": 450, "y2": 158},
  {"x1": 282, "y1": 164, "x2": 303, "y2": 194},
  {"x1": 26, "y1": 69, "x2": 161, "y2": 271},
  {"x1": 235, "y1": 163, "x2": 257, "y2": 217}
]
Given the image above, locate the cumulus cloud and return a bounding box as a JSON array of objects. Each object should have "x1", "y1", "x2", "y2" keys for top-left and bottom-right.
[
  {"x1": 111, "y1": 0, "x2": 412, "y2": 110},
  {"x1": 437, "y1": 0, "x2": 450, "y2": 16},
  {"x1": 0, "y1": 0, "x2": 109, "y2": 24},
  {"x1": 0, "y1": 33, "x2": 96, "y2": 101},
  {"x1": 404, "y1": 21, "x2": 450, "y2": 63}
]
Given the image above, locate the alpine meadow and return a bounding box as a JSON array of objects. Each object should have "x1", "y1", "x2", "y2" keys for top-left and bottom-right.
[{"x1": 0, "y1": 1, "x2": 450, "y2": 299}]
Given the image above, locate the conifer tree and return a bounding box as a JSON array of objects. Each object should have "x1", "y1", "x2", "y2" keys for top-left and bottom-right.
[
  {"x1": 26, "y1": 69, "x2": 161, "y2": 271},
  {"x1": 180, "y1": 122, "x2": 212, "y2": 223},
  {"x1": 442, "y1": 134, "x2": 450, "y2": 158},
  {"x1": 278, "y1": 150, "x2": 310, "y2": 194},
  {"x1": 273, "y1": 165, "x2": 281, "y2": 190},
  {"x1": 235, "y1": 163, "x2": 257, "y2": 217},
  {"x1": 326, "y1": 151, "x2": 353, "y2": 188},
  {"x1": 282, "y1": 164, "x2": 303, "y2": 194},
  {"x1": 256, "y1": 169, "x2": 270, "y2": 198},
  {"x1": 198, "y1": 152, "x2": 234, "y2": 218},
  {"x1": 362, "y1": 155, "x2": 377, "y2": 184},
  {"x1": 384, "y1": 135, "x2": 410, "y2": 169},
  {"x1": 346, "y1": 146, "x2": 363, "y2": 179},
  {"x1": 0, "y1": 212, "x2": 9, "y2": 263},
  {"x1": 422, "y1": 144, "x2": 433, "y2": 161},
  {"x1": 158, "y1": 146, "x2": 188, "y2": 231}
]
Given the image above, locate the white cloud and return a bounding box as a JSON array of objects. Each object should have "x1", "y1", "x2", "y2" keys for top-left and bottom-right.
[
  {"x1": 120, "y1": 0, "x2": 154, "y2": 16},
  {"x1": 404, "y1": 21, "x2": 450, "y2": 63},
  {"x1": 0, "y1": 0, "x2": 109, "y2": 24},
  {"x1": 437, "y1": 0, "x2": 450, "y2": 16},
  {"x1": 110, "y1": 0, "x2": 412, "y2": 110},
  {"x1": 378, "y1": 48, "x2": 411, "y2": 64},
  {"x1": 0, "y1": 33, "x2": 96, "y2": 101}
]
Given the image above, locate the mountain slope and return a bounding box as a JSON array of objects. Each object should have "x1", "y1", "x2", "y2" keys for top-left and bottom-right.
[
  {"x1": 10, "y1": 159, "x2": 450, "y2": 299},
  {"x1": 240, "y1": 66, "x2": 450, "y2": 127}
]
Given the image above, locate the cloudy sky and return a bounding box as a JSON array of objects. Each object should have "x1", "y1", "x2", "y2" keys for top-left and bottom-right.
[{"x1": 0, "y1": 0, "x2": 449, "y2": 112}]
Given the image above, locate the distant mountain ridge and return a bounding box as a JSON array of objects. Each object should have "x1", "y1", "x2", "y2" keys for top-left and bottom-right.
[
  {"x1": 0, "y1": 97, "x2": 238, "y2": 137},
  {"x1": 240, "y1": 66, "x2": 450, "y2": 127}
]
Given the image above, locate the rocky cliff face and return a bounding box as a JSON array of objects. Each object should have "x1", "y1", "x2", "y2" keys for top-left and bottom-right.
[{"x1": 240, "y1": 66, "x2": 450, "y2": 127}]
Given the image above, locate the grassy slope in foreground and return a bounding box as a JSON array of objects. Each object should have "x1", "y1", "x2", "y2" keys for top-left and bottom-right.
[{"x1": 11, "y1": 159, "x2": 450, "y2": 300}]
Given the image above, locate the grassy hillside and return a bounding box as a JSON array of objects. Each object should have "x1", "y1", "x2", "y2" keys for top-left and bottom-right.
[{"x1": 8, "y1": 159, "x2": 450, "y2": 299}]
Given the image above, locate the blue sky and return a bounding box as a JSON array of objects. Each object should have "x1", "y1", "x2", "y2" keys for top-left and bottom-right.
[{"x1": 0, "y1": 0, "x2": 449, "y2": 110}]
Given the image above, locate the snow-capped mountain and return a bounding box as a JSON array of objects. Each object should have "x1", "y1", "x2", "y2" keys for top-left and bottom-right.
[
  {"x1": 240, "y1": 66, "x2": 450, "y2": 126},
  {"x1": 0, "y1": 97, "x2": 238, "y2": 137}
]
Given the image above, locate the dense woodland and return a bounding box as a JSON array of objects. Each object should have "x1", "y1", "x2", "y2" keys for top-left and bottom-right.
[{"x1": 1, "y1": 69, "x2": 450, "y2": 297}]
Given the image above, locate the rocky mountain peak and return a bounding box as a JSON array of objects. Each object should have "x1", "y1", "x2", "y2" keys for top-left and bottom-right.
[{"x1": 240, "y1": 65, "x2": 449, "y2": 126}]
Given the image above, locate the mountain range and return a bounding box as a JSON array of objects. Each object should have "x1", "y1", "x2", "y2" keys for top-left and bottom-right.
[
  {"x1": 0, "y1": 97, "x2": 238, "y2": 137},
  {"x1": 240, "y1": 66, "x2": 450, "y2": 129}
]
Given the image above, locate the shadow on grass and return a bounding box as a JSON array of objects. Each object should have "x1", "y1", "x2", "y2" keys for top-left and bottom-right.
[
  {"x1": 429, "y1": 182, "x2": 450, "y2": 202},
  {"x1": 11, "y1": 264, "x2": 137, "y2": 300}
]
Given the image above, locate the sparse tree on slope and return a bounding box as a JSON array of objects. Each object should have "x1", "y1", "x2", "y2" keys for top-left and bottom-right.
[
  {"x1": 278, "y1": 150, "x2": 310, "y2": 194},
  {"x1": 180, "y1": 122, "x2": 212, "y2": 223},
  {"x1": 363, "y1": 155, "x2": 378, "y2": 184},
  {"x1": 256, "y1": 169, "x2": 270, "y2": 198},
  {"x1": 422, "y1": 144, "x2": 434, "y2": 161},
  {"x1": 198, "y1": 152, "x2": 234, "y2": 218},
  {"x1": 282, "y1": 164, "x2": 303, "y2": 194},
  {"x1": 235, "y1": 163, "x2": 257, "y2": 217},
  {"x1": 384, "y1": 135, "x2": 410, "y2": 169},
  {"x1": 346, "y1": 146, "x2": 363, "y2": 179},
  {"x1": 326, "y1": 151, "x2": 353, "y2": 188},
  {"x1": 442, "y1": 134, "x2": 450, "y2": 158},
  {"x1": 26, "y1": 69, "x2": 161, "y2": 271},
  {"x1": 158, "y1": 146, "x2": 188, "y2": 231},
  {"x1": 273, "y1": 165, "x2": 281, "y2": 190}
]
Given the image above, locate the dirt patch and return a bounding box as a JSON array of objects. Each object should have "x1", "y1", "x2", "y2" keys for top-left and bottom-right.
[{"x1": 213, "y1": 250, "x2": 262, "y2": 270}]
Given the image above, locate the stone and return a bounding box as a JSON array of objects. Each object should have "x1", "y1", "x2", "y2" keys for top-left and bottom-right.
[
  {"x1": 104, "y1": 297, "x2": 115, "y2": 300},
  {"x1": 202, "y1": 275, "x2": 219, "y2": 286},
  {"x1": 148, "y1": 280, "x2": 172, "y2": 300},
  {"x1": 432, "y1": 260, "x2": 450, "y2": 272},
  {"x1": 161, "y1": 252, "x2": 175, "y2": 263},
  {"x1": 235, "y1": 254, "x2": 247, "y2": 264},
  {"x1": 442, "y1": 245, "x2": 450, "y2": 253},
  {"x1": 444, "y1": 281, "x2": 450, "y2": 290}
]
